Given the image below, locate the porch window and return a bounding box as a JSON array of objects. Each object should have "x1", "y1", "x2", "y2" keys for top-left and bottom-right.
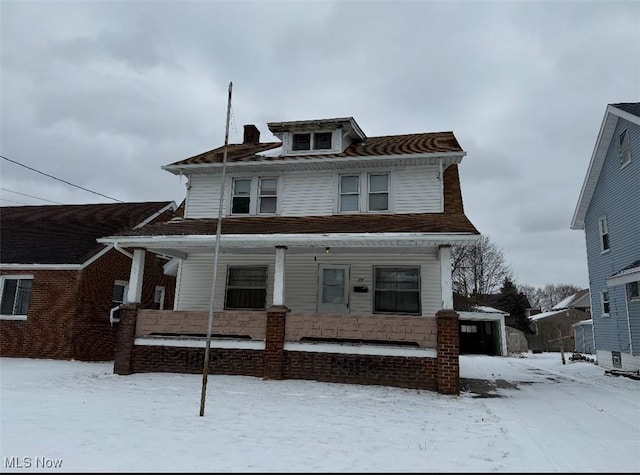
[
  {"x1": 225, "y1": 266, "x2": 268, "y2": 310},
  {"x1": 232, "y1": 178, "x2": 251, "y2": 214},
  {"x1": 259, "y1": 178, "x2": 277, "y2": 214},
  {"x1": 599, "y1": 216, "x2": 609, "y2": 252},
  {"x1": 601, "y1": 289, "x2": 610, "y2": 316},
  {"x1": 374, "y1": 267, "x2": 420, "y2": 315},
  {"x1": 339, "y1": 175, "x2": 360, "y2": 212},
  {"x1": 112, "y1": 280, "x2": 128, "y2": 309},
  {"x1": 0, "y1": 276, "x2": 33, "y2": 318},
  {"x1": 368, "y1": 173, "x2": 389, "y2": 211}
]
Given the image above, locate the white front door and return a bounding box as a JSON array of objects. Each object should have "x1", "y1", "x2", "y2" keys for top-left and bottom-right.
[{"x1": 318, "y1": 265, "x2": 350, "y2": 314}]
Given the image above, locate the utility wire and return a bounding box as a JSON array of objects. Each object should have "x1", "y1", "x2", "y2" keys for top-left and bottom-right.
[
  {"x1": 1, "y1": 155, "x2": 124, "y2": 203},
  {"x1": 1, "y1": 187, "x2": 63, "y2": 205},
  {"x1": 1, "y1": 197, "x2": 29, "y2": 206}
]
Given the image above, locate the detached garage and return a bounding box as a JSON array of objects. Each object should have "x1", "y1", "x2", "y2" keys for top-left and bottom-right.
[{"x1": 453, "y1": 294, "x2": 508, "y2": 356}]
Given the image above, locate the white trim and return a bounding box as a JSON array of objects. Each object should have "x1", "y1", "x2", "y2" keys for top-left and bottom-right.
[
  {"x1": 0, "y1": 314, "x2": 28, "y2": 321},
  {"x1": 133, "y1": 202, "x2": 177, "y2": 230},
  {"x1": 607, "y1": 267, "x2": 640, "y2": 287},
  {"x1": 162, "y1": 151, "x2": 466, "y2": 175},
  {"x1": 135, "y1": 337, "x2": 265, "y2": 350},
  {"x1": 0, "y1": 263, "x2": 83, "y2": 270},
  {"x1": 284, "y1": 341, "x2": 437, "y2": 358},
  {"x1": 98, "y1": 232, "x2": 481, "y2": 250},
  {"x1": 126, "y1": 250, "x2": 145, "y2": 303},
  {"x1": 624, "y1": 288, "x2": 633, "y2": 356},
  {"x1": 439, "y1": 245, "x2": 453, "y2": 309},
  {"x1": 273, "y1": 247, "x2": 286, "y2": 306}
]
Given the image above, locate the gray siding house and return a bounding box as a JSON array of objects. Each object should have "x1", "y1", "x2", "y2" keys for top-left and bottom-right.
[{"x1": 571, "y1": 103, "x2": 640, "y2": 372}]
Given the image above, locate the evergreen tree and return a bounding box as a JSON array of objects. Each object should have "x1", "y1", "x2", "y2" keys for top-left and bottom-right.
[{"x1": 496, "y1": 277, "x2": 533, "y2": 333}]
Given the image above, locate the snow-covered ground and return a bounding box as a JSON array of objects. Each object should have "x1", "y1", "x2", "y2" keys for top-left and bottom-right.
[{"x1": 1, "y1": 353, "x2": 638, "y2": 472}]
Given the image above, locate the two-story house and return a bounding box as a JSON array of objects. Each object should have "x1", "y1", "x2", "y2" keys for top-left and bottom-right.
[
  {"x1": 99, "y1": 117, "x2": 480, "y2": 394},
  {"x1": 571, "y1": 103, "x2": 640, "y2": 372}
]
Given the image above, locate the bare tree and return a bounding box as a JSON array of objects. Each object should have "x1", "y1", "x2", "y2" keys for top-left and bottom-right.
[
  {"x1": 451, "y1": 235, "x2": 512, "y2": 297},
  {"x1": 518, "y1": 283, "x2": 582, "y2": 311}
]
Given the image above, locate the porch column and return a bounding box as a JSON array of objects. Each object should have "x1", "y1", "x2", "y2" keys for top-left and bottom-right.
[
  {"x1": 273, "y1": 246, "x2": 287, "y2": 306},
  {"x1": 436, "y1": 309, "x2": 460, "y2": 395},
  {"x1": 114, "y1": 304, "x2": 139, "y2": 375},
  {"x1": 439, "y1": 245, "x2": 453, "y2": 309},
  {"x1": 126, "y1": 249, "x2": 146, "y2": 304}
]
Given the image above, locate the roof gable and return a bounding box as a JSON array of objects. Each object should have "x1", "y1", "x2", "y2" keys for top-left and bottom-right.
[
  {"x1": 0, "y1": 201, "x2": 175, "y2": 265},
  {"x1": 571, "y1": 102, "x2": 640, "y2": 229}
]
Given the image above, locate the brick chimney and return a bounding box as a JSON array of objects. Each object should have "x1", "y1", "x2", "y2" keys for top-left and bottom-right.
[{"x1": 243, "y1": 124, "x2": 260, "y2": 145}]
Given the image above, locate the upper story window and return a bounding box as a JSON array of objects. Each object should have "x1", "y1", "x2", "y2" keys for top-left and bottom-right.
[
  {"x1": 338, "y1": 172, "x2": 390, "y2": 213},
  {"x1": 231, "y1": 177, "x2": 278, "y2": 215},
  {"x1": 291, "y1": 131, "x2": 333, "y2": 152},
  {"x1": 619, "y1": 129, "x2": 631, "y2": 168},
  {"x1": 601, "y1": 289, "x2": 610, "y2": 316},
  {"x1": 339, "y1": 175, "x2": 360, "y2": 212},
  {"x1": 598, "y1": 216, "x2": 610, "y2": 252},
  {"x1": 0, "y1": 276, "x2": 33, "y2": 319},
  {"x1": 368, "y1": 174, "x2": 389, "y2": 211}
]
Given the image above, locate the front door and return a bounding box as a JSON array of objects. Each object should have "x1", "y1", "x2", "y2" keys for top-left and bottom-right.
[{"x1": 318, "y1": 265, "x2": 350, "y2": 314}]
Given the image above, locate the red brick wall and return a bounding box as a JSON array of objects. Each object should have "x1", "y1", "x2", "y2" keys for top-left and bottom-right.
[
  {"x1": 436, "y1": 310, "x2": 460, "y2": 395},
  {"x1": 1, "y1": 249, "x2": 176, "y2": 361},
  {"x1": 0, "y1": 269, "x2": 80, "y2": 359}
]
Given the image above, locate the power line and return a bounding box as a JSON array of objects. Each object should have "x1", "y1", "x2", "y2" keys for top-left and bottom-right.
[
  {"x1": 1, "y1": 187, "x2": 63, "y2": 205},
  {"x1": 1, "y1": 197, "x2": 29, "y2": 206},
  {"x1": 1, "y1": 155, "x2": 124, "y2": 203}
]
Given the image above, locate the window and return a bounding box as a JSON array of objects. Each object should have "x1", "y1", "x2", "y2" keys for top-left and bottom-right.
[
  {"x1": 599, "y1": 216, "x2": 609, "y2": 252},
  {"x1": 628, "y1": 281, "x2": 639, "y2": 300},
  {"x1": 620, "y1": 129, "x2": 631, "y2": 167},
  {"x1": 368, "y1": 173, "x2": 389, "y2": 211},
  {"x1": 225, "y1": 266, "x2": 268, "y2": 310},
  {"x1": 291, "y1": 131, "x2": 332, "y2": 152},
  {"x1": 601, "y1": 290, "x2": 610, "y2": 316},
  {"x1": 374, "y1": 267, "x2": 420, "y2": 314},
  {"x1": 292, "y1": 133, "x2": 311, "y2": 151},
  {"x1": 461, "y1": 324, "x2": 478, "y2": 333},
  {"x1": 112, "y1": 281, "x2": 128, "y2": 309},
  {"x1": 153, "y1": 286, "x2": 166, "y2": 310},
  {"x1": 339, "y1": 175, "x2": 360, "y2": 212},
  {"x1": 0, "y1": 276, "x2": 33, "y2": 318},
  {"x1": 259, "y1": 178, "x2": 277, "y2": 214},
  {"x1": 232, "y1": 178, "x2": 251, "y2": 214},
  {"x1": 231, "y1": 177, "x2": 278, "y2": 215},
  {"x1": 338, "y1": 172, "x2": 391, "y2": 213}
]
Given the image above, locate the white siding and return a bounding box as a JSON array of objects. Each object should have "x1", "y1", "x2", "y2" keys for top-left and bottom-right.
[
  {"x1": 185, "y1": 175, "x2": 228, "y2": 219},
  {"x1": 183, "y1": 165, "x2": 443, "y2": 218},
  {"x1": 176, "y1": 252, "x2": 442, "y2": 316},
  {"x1": 395, "y1": 165, "x2": 441, "y2": 213},
  {"x1": 280, "y1": 171, "x2": 335, "y2": 216}
]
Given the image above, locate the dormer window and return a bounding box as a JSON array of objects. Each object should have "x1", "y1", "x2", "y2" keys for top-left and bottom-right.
[{"x1": 292, "y1": 131, "x2": 333, "y2": 152}]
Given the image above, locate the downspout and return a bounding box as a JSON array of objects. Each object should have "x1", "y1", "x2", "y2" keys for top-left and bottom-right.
[
  {"x1": 110, "y1": 242, "x2": 133, "y2": 327},
  {"x1": 113, "y1": 242, "x2": 133, "y2": 259}
]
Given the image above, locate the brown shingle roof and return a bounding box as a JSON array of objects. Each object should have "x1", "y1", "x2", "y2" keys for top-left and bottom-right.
[
  {"x1": 168, "y1": 131, "x2": 462, "y2": 167},
  {"x1": 0, "y1": 202, "x2": 174, "y2": 265}
]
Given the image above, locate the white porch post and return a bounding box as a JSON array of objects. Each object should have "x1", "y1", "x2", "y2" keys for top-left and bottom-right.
[
  {"x1": 126, "y1": 249, "x2": 146, "y2": 304},
  {"x1": 439, "y1": 245, "x2": 453, "y2": 309},
  {"x1": 273, "y1": 246, "x2": 287, "y2": 307}
]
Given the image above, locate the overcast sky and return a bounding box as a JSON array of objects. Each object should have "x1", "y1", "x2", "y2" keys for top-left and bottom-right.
[{"x1": 1, "y1": 0, "x2": 639, "y2": 289}]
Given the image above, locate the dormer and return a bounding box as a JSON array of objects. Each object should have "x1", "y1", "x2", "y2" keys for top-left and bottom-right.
[{"x1": 267, "y1": 117, "x2": 367, "y2": 156}]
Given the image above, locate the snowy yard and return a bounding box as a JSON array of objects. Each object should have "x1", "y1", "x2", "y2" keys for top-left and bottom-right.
[{"x1": 1, "y1": 353, "x2": 639, "y2": 473}]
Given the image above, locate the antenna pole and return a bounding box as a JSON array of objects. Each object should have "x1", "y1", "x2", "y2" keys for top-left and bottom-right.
[{"x1": 200, "y1": 81, "x2": 233, "y2": 417}]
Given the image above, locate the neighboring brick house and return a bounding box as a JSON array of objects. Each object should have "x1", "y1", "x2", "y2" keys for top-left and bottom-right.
[
  {"x1": 571, "y1": 102, "x2": 640, "y2": 372},
  {"x1": 99, "y1": 117, "x2": 480, "y2": 394},
  {"x1": 0, "y1": 201, "x2": 177, "y2": 361}
]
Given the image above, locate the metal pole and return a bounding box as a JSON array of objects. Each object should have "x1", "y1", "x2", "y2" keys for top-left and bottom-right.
[{"x1": 200, "y1": 81, "x2": 233, "y2": 416}]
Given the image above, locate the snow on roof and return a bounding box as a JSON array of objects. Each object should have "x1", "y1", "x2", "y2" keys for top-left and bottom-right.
[
  {"x1": 472, "y1": 305, "x2": 507, "y2": 314},
  {"x1": 530, "y1": 310, "x2": 565, "y2": 321},
  {"x1": 552, "y1": 294, "x2": 575, "y2": 310},
  {"x1": 572, "y1": 319, "x2": 593, "y2": 326},
  {"x1": 255, "y1": 145, "x2": 283, "y2": 157}
]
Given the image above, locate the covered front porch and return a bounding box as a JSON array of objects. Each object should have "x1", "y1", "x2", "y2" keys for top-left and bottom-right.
[{"x1": 104, "y1": 233, "x2": 478, "y2": 394}]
